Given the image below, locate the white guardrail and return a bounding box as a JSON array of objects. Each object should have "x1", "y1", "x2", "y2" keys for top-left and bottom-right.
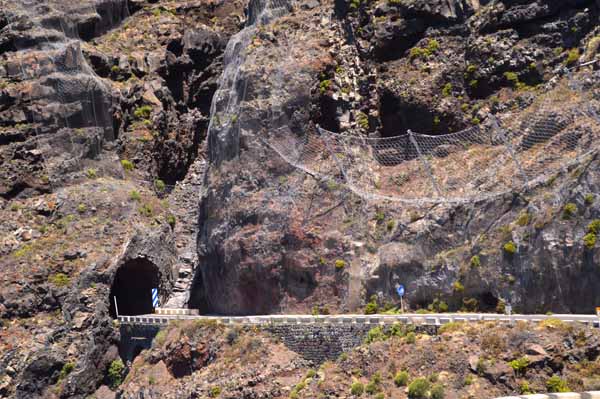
[
  {"x1": 118, "y1": 310, "x2": 600, "y2": 327},
  {"x1": 496, "y1": 392, "x2": 600, "y2": 399}
]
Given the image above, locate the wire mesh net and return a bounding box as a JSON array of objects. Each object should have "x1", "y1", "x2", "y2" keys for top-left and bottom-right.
[
  {"x1": 261, "y1": 63, "x2": 600, "y2": 204},
  {"x1": 208, "y1": 0, "x2": 295, "y2": 163},
  {"x1": 6, "y1": 0, "x2": 119, "y2": 184}
]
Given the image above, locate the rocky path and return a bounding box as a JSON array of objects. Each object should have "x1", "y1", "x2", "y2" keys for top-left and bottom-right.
[{"x1": 162, "y1": 157, "x2": 206, "y2": 308}]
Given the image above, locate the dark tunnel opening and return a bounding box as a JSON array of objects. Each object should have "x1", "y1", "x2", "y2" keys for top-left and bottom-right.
[{"x1": 109, "y1": 258, "x2": 160, "y2": 318}]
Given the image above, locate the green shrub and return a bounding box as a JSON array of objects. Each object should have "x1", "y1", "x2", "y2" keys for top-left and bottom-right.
[
  {"x1": 584, "y1": 194, "x2": 595, "y2": 205},
  {"x1": 335, "y1": 259, "x2": 346, "y2": 270},
  {"x1": 350, "y1": 381, "x2": 364, "y2": 396},
  {"x1": 508, "y1": 356, "x2": 530, "y2": 375},
  {"x1": 427, "y1": 298, "x2": 448, "y2": 313},
  {"x1": 133, "y1": 105, "x2": 153, "y2": 120},
  {"x1": 470, "y1": 255, "x2": 481, "y2": 268},
  {"x1": 389, "y1": 322, "x2": 405, "y2": 337},
  {"x1": 464, "y1": 375, "x2": 474, "y2": 386},
  {"x1": 49, "y1": 273, "x2": 71, "y2": 287},
  {"x1": 374, "y1": 394, "x2": 385, "y2": 399},
  {"x1": 166, "y1": 214, "x2": 176, "y2": 228},
  {"x1": 86, "y1": 168, "x2": 97, "y2": 179},
  {"x1": 405, "y1": 332, "x2": 416, "y2": 344},
  {"x1": 583, "y1": 233, "x2": 596, "y2": 250},
  {"x1": 516, "y1": 211, "x2": 531, "y2": 226},
  {"x1": 519, "y1": 381, "x2": 533, "y2": 394},
  {"x1": 410, "y1": 47, "x2": 426, "y2": 59},
  {"x1": 107, "y1": 359, "x2": 125, "y2": 389},
  {"x1": 427, "y1": 39, "x2": 440, "y2": 53},
  {"x1": 364, "y1": 295, "x2": 378, "y2": 315},
  {"x1": 365, "y1": 381, "x2": 379, "y2": 394},
  {"x1": 442, "y1": 83, "x2": 452, "y2": 97},
  {"x1": 565, "y1": 48, "x2": 580, "y2": 66},
  {"x1": 365, "y1": 326, "x2": 385, "y2": 344},
  {"x1": 503, "y1": 241, "x2": 517, "y2": 255},
  {"x1": 364, "y1": 301, "x2": 378, "y2": 314},
  {"x1": 452, "y1": 281, "x2": 464, "y2": 293},
  {"x1": 430, "y1": 383, "x2": 445, "y2": 399},
  {"x1": 59, "y1": 362, "x2": 75, "y2": 380},
  {"x1": 306, "y1": 369, "x2": 316, "y2": 379},
  {"x1": 439, "y1": 322, "x2": 464, "y2": 334},
  {"x1": 121, "y1": 159, "x2": 134, "y2": 171},
  {"x1": 154, "y1": 179, "x2": 166, "y2": 192},
  {"x1": 408, "y1": 378, "x2": 430, "y2": 399},
  {"x1": 209, "y1": 386, "x2": 221, "y2": 397},
  {"x1": 462, "y1": 297, "x2": 479, "y2": 311},
  {"x1": 130, "y1": 190, "x2": 141, "y2": 201},
  {"x1": 319, "y1": 79, "x2": 331, "y2": 94},
  {"x1": 365, "y1": 372, "x2": 382, "y2": 394},
  {"x1": 138, "y1": 203, "x2": 153, "y2": 217},
  {"x1": 77, "y1": 204, "x2": 87, "y2": 213},
  {"x1": 356, "y1": 112, "x2": 369, "y2": 130},
  {"x1": 588, "y1": 219, "x2": 600, "y2": 234},
  {"x1": 504, "y1": 71, "x2": 519, "y2": 86},
  {"x1": 394, "y1": 371, "x2": 409, "y2": 387},
  {"x1": 375, "y1": 211, "x2": 385, "y2": 222},
  {"x1": 546, "y1": 375, "x2": 569, "y2": 393},
  {"x1": 387, "y1": 220, "x2": 395, "y2": 231},
  {"x1": 562, "y1": 203, "x2": 577, "y2": 219}
]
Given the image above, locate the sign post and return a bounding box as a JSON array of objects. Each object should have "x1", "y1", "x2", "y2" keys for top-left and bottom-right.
[
  {"x1": 596, "y1": 307, "x2": 600, "y2": 328},
  {"x1": 506, "y1": 303, "x2": 513, "y2": 325},
  {"x1": 113, "y1": 296, "x2": 119, "y2": 318},
  {"x1": 396, "y1": 284, "x2": 405, "y2": 313}
]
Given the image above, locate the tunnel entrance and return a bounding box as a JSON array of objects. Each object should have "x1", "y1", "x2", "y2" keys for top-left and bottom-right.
[{"x1": 109, "y1": 258, "x2": 160, "y2": 318}]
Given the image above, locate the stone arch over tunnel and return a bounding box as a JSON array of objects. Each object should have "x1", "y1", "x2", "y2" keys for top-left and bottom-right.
[{"x1": 109, "y1": 258, "x2": 161, "y2": 317}]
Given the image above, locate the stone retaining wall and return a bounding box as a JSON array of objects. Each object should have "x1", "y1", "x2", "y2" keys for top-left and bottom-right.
[
  {"x1": 265, "y1": 323, "x2": 373, "y2": 363},
  {"x1": 119, "y1": 324, "x2": 161, "y2": 363}
]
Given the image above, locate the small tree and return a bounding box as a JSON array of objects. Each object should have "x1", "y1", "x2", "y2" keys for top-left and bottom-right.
[{"x1": 108, "y1": 359, "x2": 125, "y2": 389}]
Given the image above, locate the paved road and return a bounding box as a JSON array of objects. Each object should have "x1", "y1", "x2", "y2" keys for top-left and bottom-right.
[{"x1": 118, "y1": 310, "x2": 600, "y2": 327}]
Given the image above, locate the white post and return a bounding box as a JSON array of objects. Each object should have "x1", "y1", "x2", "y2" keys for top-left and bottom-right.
[
  {"x1": 400, "y1": 297, "x2": 404, "y2": 313},
  {"x1": 114, "y1": 296, "x2": 120, "y2": 318}
]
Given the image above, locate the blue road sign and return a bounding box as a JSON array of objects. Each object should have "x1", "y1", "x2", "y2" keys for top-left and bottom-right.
[
  {"x1": 396, "y1": 284, "x2": 405, "y2": 297},
  {"x1": 152, "y1": 288, "x2": 159, "y2": 308}
]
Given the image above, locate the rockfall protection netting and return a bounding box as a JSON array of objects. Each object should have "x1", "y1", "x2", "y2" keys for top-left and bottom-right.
[
  {"x1": 207, "y1": 0, "x2": 293, "y2": 163},
  {"x1": 210, "y1": 0, "x2": 599, "y2": 206},
  {"x1": 263, "y1": 70, "x2": 600, "y2": 205},
  {"x1": 5, "y1": 0, "x2": 121, "y2": 184}
]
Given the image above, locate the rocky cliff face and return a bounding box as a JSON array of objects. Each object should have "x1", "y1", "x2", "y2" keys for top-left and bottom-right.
[
  {"x1": 0, "y1": 0, "x2": 600, "y2": 397},
  {"x1": 193, "y1": 0, "x2": 600, "y2": 316}
]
